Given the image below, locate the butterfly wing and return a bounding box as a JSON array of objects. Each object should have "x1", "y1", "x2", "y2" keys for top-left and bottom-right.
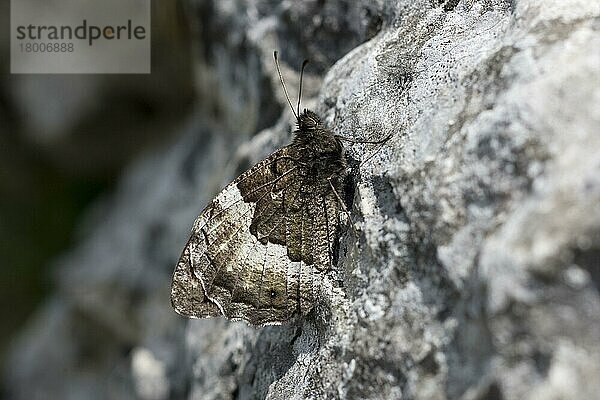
[
  {"x1": 170, "y1": 240, "x2": 222, "y2": 318},
  {"x1": 170, "y1": 146, "x2": 343, "y2": 326}
]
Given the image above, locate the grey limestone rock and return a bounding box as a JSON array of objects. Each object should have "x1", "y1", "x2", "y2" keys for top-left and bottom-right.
[{"x1": 5, "y1": 1, "x2": 600, "y2": 399}]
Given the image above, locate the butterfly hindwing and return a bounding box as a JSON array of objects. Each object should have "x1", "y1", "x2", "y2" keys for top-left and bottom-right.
[
  {"x1": 171, "y1": 109, "x2": 349, "y2": 326},
  {"x1": 170, "y1": 241, "x2": 222, "y2": 319},
  {"x1": 171, "y1": 144, "x2": 342, "y2": 326}
]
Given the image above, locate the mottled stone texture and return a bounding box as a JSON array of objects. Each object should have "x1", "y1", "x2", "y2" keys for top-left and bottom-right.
[{"x1": 5, "y1": 1, "x2": 600, "y2": 399}]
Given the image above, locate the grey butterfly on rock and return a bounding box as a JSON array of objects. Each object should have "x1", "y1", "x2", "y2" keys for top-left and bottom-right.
[{"x1": 171, "y1": 51, "x2": 389, "y2": 326}]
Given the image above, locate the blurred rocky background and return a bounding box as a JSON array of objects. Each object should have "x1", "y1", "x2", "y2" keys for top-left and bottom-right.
[
  {"x1": 2, "y1": 0, "x2": 600, "y2": 399},
  {"x1": 0, "y1": 0, "x2": 194, "y2": 379}
]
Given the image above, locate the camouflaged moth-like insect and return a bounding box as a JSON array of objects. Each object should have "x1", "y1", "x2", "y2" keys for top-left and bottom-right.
[{"x1": 171, "y1": 51, "x2": 388, "y2": 326}]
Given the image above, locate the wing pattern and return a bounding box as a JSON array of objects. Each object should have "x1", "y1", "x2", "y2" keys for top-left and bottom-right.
[
  {"x1": 171, "y1": 242, "x2": 221, "y2": 318},
  {"x1": 171, "y1": 146, "x2": 343, "y2": 326}
]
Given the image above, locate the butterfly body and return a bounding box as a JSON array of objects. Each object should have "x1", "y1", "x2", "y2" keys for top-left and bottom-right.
[
  {"x1": 291, "y1": 110, "x2": 347, "y2": 192},
  {"x1": 171, "y1": 110, "x2": 347, "y2": 326}
]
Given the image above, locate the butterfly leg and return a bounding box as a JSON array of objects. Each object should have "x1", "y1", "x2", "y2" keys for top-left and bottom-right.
[{"x1": 328, "y1": 176, "x2": 359, "y2": 238}]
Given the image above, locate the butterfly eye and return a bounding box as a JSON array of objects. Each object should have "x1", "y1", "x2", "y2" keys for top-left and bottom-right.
[{"x1": 270, "y1": 290, "x2": 277, "y2": 298}]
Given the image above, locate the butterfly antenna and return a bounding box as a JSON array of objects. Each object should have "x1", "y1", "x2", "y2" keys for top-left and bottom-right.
[
  {"x1": 297, "y1": 59, "x2": 309, "y2": 117},
  {"x1": 274, "y1": 51, "x2": 298, "y2": 120}
]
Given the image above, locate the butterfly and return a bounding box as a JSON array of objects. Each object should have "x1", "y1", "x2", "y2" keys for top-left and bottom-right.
[{"x1": 171, "y1": 51, "x2": 387, "y2": 326}]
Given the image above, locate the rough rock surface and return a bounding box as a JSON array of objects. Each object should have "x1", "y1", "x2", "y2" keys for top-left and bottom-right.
[{"x1": 5, "y1": 0, "x2": 600, "y2": 399}]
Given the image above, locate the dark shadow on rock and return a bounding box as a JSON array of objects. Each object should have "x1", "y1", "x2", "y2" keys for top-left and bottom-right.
[
  {"x1": 445, "y1": 272, "x2": 496, "y2": 399},
  {"x1": 573, "y1": 244, "x2": 600, "y2": 293},
  {"x1": 235, "y1": 323, "x2": 307, "y2": 400}
]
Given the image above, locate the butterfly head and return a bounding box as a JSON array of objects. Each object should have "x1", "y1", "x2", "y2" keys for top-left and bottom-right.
[
  {"x1": 296, "y1": 109, "x2": 323, "y2": 133},
  {"x1": 293, "y1": 109, "x2": 345, "y2": 173}
]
